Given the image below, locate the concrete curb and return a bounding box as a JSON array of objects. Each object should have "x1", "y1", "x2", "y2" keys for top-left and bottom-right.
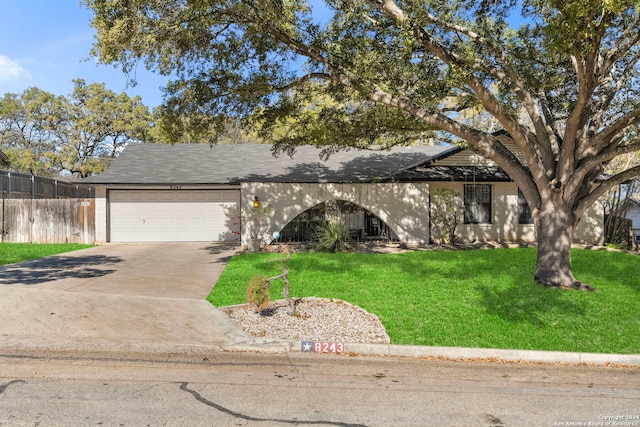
[
  {"x1": 2, "y1": 336, "x2": 639, "y2": 366},
  {"x1": 227, "y1": 340, "x2": 640, "y2": 366},
  {"x1": 339, "y1": 343, "x2": 640, "y2": 366}
]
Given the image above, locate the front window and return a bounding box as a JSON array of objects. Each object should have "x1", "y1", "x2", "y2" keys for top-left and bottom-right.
[
  {"x1": 518, "y1": 188, "x2": 534, "y2": 224},
  {"x1": 464, "y1": 184, "x2": 492, "y2": 224}
]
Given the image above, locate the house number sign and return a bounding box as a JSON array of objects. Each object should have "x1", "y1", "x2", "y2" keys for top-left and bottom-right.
[
  {"x1": 301, "y1": 341, "x2": 344, "y2": 353},
  {"x1": 170, "y1": 185, "x2": 182, "y2": 190}
]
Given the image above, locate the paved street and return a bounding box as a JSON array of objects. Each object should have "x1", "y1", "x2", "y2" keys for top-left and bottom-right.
[{"x1": 1, "y1": 351, "x2": 638, "y2": 427}]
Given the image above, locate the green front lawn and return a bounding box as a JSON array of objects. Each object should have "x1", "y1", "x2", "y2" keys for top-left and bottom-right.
[
  {"x1": 208, "y1": 248, "x2": 640, "y2": 354},
  {"x1": 0, "y1": 243, "x2": 94, "y2": 265}
]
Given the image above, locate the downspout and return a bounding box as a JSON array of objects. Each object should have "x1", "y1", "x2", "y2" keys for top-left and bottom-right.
[{"x1": 1, "y1": 194, "x2": 4, "y2": 242}]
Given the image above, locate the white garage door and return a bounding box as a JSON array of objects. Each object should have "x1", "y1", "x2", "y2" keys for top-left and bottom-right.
[{"x1": 109, "y1": 190, "x2": 240, "y2": 242}]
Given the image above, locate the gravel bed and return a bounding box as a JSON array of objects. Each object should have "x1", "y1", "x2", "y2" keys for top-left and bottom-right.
[{"x1": 222, "y1": 298, "x2": 390, "y2": 344}]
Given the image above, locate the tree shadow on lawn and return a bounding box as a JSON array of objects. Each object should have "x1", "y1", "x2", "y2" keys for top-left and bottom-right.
[
  {"x1": 288, "y1": 251, "x2": 503, "y2": 279},
  {"x1": 388, "y1": 251, "x2": 585, "y2": 327},
  {"x1": 475, "y1": 283, "x2": 587, "y2": 327},
  {"x1": 0, "y1": 255, "x2": 123, "y2": 285},
  {"x1": 571, "y1": 250, "x2": 640, "y2": 294}
]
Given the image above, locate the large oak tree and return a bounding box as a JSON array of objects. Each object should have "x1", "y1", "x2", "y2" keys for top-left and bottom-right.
[{"x1": 85, "y1": 0, "x2": 640, "y2": 289}]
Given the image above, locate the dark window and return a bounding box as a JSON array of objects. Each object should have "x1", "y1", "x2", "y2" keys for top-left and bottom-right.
[
  {"x1": 278, "y1": 200, "x2": 398, "y2": 243},
  {"x1": 464, "y1": 184, "x2": 492, "y2": 224},
  {"x1": 518, "y1": 188, "x2": 534, "y2": 224}
]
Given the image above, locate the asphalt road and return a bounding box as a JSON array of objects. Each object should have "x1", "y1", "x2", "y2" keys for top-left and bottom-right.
[{"x1": 0, "y1": 350, "x2": 638, "y2": 427}]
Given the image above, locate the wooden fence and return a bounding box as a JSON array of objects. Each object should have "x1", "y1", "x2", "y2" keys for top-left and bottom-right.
[
  {"x1": 1, "y1": 198, "x2": 95, "y2": 244},
  {"x1": 1, "y1": 170, "x2": 93, "y2": 199}
]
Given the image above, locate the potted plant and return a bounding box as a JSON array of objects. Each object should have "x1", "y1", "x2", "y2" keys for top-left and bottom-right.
[{"x1": 243, "y1": 202, "x2": 273, "y2": 252}]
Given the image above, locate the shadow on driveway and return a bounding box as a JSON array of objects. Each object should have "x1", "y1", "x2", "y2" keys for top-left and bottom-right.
[
  {"x1": 202, "y1": 244, "x2": 235, "y2": 263},
  {"x1": 0, "y1": 254, "x2": 123, "y2": 285}
]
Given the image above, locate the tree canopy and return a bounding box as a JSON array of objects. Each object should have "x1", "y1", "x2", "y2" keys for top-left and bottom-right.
[
  {"x1": 84, "y1": 0, "x2": 640, "y2": 289},
  {"x1": 0, "y1": 79, "x2": 152, "y2": 178}
]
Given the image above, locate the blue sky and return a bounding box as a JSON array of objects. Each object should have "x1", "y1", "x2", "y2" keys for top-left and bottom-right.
[{"x1": 0, "y1": 1, "x2": 167, "y2": 108}]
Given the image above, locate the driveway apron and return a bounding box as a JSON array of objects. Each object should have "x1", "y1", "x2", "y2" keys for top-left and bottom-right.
[{"x1": 0, "y1": 243, "x2": 253, "y2": 353}]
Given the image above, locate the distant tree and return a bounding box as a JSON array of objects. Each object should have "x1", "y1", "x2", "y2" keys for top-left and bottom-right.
[
  {"x1": 0, "y1": 88, "x2": 63, "y2": 176},
  {"x1": 85, "y1": 0, "x2": 640, "y2": 290},
  {"x1": 0, "y1": 80, "x2": 152, "y2": 177},
  {"x1": 51, "y1": 79, "x2": 152, "y2": 178}
]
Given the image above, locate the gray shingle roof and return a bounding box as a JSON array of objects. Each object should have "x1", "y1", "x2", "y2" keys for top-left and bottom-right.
[{"x1": 82, "y1": 143, "x2": 458, "y2": 185}]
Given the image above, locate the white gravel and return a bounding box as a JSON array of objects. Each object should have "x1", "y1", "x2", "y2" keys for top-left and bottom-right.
[{"x1": 222, "y1": 298, "x2": 390, "y2": 344}]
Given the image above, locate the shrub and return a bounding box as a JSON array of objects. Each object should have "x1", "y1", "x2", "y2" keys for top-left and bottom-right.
[
  {"x1": 246, "y1": 275, "x2": 270, "y2": 311},
  {"x1": 315, "y1": 216, "x2": 352, "y2": 253},
  {"x1": 431, "y1": 188, "x2": 463, "y2": 244}
]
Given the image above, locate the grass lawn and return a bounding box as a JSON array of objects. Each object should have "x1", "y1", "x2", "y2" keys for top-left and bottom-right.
[
  {"x1": 0, "y1": 243, "x2": 94, "y2": 266},
  {"x1": 208, "y1": 248, "x2": 640, "y2": 354}
]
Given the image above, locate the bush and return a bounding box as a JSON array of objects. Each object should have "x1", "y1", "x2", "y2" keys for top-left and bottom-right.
[
  {"x1": 431, "y1": 188, "x2": 463, "y2": 243},
  {"x1": 246, "y1": 275, "x2": 270, "y2": 311},
  {"x1": 315, "y1": 216, "x2": 352, "y2": 253}
]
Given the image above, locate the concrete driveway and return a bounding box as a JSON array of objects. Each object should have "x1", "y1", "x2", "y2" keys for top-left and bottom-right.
[
  {"x1": 0, "y1": 243, "x2": 258, "y2": 354},
  {"x1": 0, "y1": 243, "x2": 234, "y2": 298}
]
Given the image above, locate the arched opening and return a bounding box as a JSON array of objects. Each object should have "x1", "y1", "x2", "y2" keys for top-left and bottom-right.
[{"x1": 278, "y1": 200, "x2": 399, "y2": 243}]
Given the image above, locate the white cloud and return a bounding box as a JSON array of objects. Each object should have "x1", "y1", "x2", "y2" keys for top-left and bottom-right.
[{"x1": 0, "y1": 55, "x2": 32, "y2": 82}]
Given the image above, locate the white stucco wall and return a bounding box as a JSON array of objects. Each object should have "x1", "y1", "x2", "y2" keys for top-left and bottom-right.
[
  {"x1": 428, "y1": 182, "x2": 603, "y2": 245},
  {"x1": 241, "y1": 182, "x2": 431, "y2": 245}
]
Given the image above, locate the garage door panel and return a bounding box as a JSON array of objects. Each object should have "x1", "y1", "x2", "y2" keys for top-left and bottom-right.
[{"x1": 109, "y1": 190, "x2": 240, "y2": 242}]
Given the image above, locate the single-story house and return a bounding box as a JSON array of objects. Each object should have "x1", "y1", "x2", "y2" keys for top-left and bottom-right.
[{"x1": 82, "y1": 142, "x2": 604, "y2": 246}]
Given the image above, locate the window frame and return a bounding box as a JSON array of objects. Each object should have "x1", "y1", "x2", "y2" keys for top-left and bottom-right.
[{"x1": 463, "y1": 184, "x2": 492, "y2": 224}]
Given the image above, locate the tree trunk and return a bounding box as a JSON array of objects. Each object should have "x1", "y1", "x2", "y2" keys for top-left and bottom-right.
[{"x1": 534, "y1": 201, "x2": 595, "y2": 291}]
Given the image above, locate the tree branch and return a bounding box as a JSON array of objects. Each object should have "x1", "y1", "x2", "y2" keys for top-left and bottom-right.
[
  {"x1": 590, "y1": 49, "x2": 640, "y2": 133},
  {"x1": 365, "y1": 84, "x2": 538, "y2": 204},
  {"x1": 589, "y1": 105, "x2": 640, "y2": 155},
  {"x1": 598, "y1": 13, "x2": 640, "y2": 79},
  {"x1": 242, "y1": 3, "x2": 334, "y2": 76},
  {"x1": 579, "y1": 140, "x2": 640, "y2": 174},
  {"x1": 422, "y1": 5, "x2": 561, "y2": 174},
  {"x1": 273, "y1": 73, "x2": 331, "y2": 91},
  {"x1": 576, "y1": 165, "x2": 640, "y2": 218},
  {"x1": 369, "y1": 0, "x2": 550, "y2": 186}
]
